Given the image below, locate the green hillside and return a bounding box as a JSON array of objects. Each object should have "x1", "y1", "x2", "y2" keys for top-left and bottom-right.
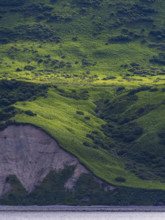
[{"x1": 0, "y1": 0, "x2": 165, "y2": 204}]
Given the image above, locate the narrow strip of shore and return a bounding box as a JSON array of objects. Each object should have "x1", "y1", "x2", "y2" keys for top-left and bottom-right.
[{"x1": 0, "y1": 206, "x2": 165, "y2": 212}]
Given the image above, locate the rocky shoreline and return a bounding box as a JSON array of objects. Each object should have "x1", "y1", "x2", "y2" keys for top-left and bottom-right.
[{"x1": 0, "y1": 206, "x2": 165, "y2": 212}]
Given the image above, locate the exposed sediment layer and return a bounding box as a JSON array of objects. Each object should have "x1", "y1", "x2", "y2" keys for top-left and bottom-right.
[{"x1": 0, "y1": 125, "x2": 89, "y2": 196}]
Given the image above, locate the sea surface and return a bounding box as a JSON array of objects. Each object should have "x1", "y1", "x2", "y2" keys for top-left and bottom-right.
[{"x1": 0, "y1": 212, "x2": 165, "y2": 220}]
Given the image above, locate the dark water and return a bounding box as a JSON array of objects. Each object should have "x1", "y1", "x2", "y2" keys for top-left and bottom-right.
[{"x1": 0, "y1": 212, "x2": 165, "y2": 220}]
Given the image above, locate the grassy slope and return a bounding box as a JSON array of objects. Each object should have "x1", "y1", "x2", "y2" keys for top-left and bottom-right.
[
  {"x1": 13, "y1": 84, "x2": 165, "y2": 190},
  {"x1": 0, "y1": 0, "x2": 165, "y2": 190},
  {"x1": 0, "y1": 0, "x2": 165, "y2": 82}
]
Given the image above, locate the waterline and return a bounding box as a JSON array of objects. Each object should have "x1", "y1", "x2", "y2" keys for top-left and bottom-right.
[{"x1": 1, "y1": 206, "x2": 165, "y2": 212}]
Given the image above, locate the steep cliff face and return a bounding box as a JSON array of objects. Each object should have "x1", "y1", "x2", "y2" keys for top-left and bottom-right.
[{"x1": 0, "y1": 125, "x2": 89, "y2": 196}]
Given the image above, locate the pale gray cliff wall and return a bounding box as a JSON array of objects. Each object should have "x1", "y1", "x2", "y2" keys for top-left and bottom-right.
[{"x1": 0, "y1": 125, "x2": 89, "y2": 196}]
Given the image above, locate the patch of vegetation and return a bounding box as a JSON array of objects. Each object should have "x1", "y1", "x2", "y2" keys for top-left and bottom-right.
[
  {"x1": 0, "y1": 175, "x2": 27, "y2": 205},
  {"x1": 115, "y1": 177, "x2": 126, "y2": 183},
  {"x1": 0, "y1": 0, "x2": 25, "y2": 7},
  {"x1": 108, "y1": 35, "x2": 132, "y2": 44},
  {"x1": 0, "y1": 24, "x2": 60, "y2": 43},
  {"x1": 158, "y1": 129, "x2": 165, "y2": 146},
  {"x1": 54, "y1": 87, "x2": 89, "y2": 100},
  {"x1": 95, "y1": 86, "x2": 165, "y2": 182},
  {"x1": 2, "y1": 167, "x2": 165, "y2": 206},
  {"x1": 75, "y1": 0, "x2": 103, "y2": 8},
  {"x1": 150, "y1": 53, "x2": 165, "y2": 65},
  {"x1": 0, "y1": 80, "x2": 48, "y2": 130}
]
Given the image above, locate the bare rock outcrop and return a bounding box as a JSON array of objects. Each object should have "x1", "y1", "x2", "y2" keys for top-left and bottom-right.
[{"x1": 0, "y1": 125, "x2": 89, "y2": 196}]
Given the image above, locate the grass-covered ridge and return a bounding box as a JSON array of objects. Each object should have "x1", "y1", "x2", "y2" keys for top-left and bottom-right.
[
  {"x1": 12, "y1": 83, "x2": 165, "y2": 190},
  {"x1": 0, "y1": 0, "x2": 165, "y2": 196}
]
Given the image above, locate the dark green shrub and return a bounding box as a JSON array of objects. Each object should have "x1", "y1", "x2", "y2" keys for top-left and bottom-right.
[
  {"x1": 16, "y1": 68, "x2": 22, "y2": 72},
  {"x1": 103, "y1": 76, "x2": 116, "y2": 80},
  {"x1": 76, "y1": 111, "x2": 84, "y2": 115},
  {"x1": 75, "y1": 0, "x2": 102, "y2": 8},
  {"x1": 83, "y1": 142, "x2": 90, "y2": 147},
  {"x1": 158, "y1": 131, "x2": 165, "y2": 145},
  {"x1": 86, "y1": 134, "x2": 94, "y2": 140},
  {"x1": 108, "y1": 35, "x2": 132, "y2": 43},
  {"x1": 150, "y1": 88, "x2": 158, "y2": 92},
  {"x1": 115, "y1": 177, "x2": 126, "y2": 182},
  {"x1": 0, "y1": 0, "x2": 24, "y2": 6},
  {"x1": 0, "y1": 38, "x2": 9, "y2": 44},
  {"x1": 24, "y1": 65, "x2": 36, "y2": 71},
  {"x1": 24, "y1": 110, "x2": 36, "y2": 116},
  {"x1": 117, "y1": 86, "x2": 125, "y2": 92}
]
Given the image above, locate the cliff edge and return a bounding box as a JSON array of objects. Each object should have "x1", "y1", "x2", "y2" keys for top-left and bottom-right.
[{"x1": 0, "y1": 125, "x2": 89, "y2": 196}]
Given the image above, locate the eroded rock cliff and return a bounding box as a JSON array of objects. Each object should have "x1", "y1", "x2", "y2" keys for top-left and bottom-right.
[{"x1": 0, "y1": 125, "x2": 89, "y2": 196}]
